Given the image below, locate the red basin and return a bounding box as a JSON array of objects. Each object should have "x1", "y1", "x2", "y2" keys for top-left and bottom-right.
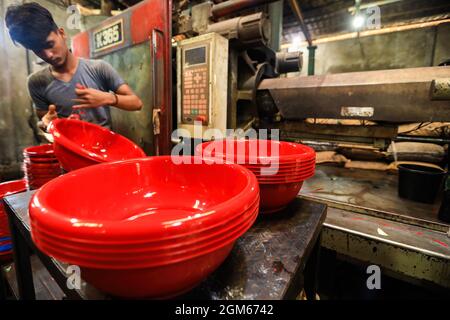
[
  {"x1": 29, "y1": 156, "x2": 258, "y2": 298},
  {"x1": 0, "y1": 179, "x2": 27, "y2": 261},
  {"x1": 196, "y1": 139, "x2": 316, "y2": 164},
  {"x1": 246, "y1": 166, "x2": 315, "y2": 177},
  {"x1": 81, "y1": 244, "x2": 234, "y2": 298},
  {"x1": 48, "y1": 119, "x2": 146, "y2": 171},
  {"x1": 197, "y1": 140, "x2": 316, "y2": 214},
  {"x1": 31, "y1": 206, "x2": 257, "y2": 268},
  {"x1": 23, "y1": 144, "x2": 54, "y2": 157},
  {"x1": 0, "y1": 179, "x2": 27, "y2": 199},
  {"x1": 30, "y1": 196, "x2": 259, "y2": 258},
  {"x1": 23, "y1": 144, "x2": 62, "y2": 190},
  {"x1": 30, "y1": 157, "x2": 259, "y2": 241},
  {"x1": 259, "y1": 182, "x2": 304, "y2": 213}
]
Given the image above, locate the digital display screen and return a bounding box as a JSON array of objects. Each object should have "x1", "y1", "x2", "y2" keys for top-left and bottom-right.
[{"x1": 185, "y1": 46, "x2": 206, "y2": 66}]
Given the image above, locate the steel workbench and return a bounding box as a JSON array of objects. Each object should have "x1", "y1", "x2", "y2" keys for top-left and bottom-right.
[{"x1": 1, "y1": 191, "x2": 327, "y2": 300}]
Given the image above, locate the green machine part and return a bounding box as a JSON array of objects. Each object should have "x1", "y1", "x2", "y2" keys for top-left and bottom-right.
[{"x1": 101, "y1": 42, "x2": 155, "y2": 155}]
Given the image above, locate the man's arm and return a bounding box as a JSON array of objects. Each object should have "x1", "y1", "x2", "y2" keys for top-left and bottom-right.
[
  {"x1": 72, "y1": 83, "x2": 143, "y2": 111},
  {"x1": 73, "y1": 60, "x2": 143, "y2": 111}
]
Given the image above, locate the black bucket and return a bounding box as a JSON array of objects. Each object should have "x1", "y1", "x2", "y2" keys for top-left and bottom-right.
[{"x1": 398, "y1": 164, "x2": 446, "y2": 204}]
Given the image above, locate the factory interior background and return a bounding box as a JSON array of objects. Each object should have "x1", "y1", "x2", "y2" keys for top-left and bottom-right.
[{"x1": 0, "y1": 0, "x2": 449, "y2": 302}]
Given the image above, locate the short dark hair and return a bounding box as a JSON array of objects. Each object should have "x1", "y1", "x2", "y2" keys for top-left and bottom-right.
[{"x1": 5, "y1": 2, "x2": 58, "y2": 50}]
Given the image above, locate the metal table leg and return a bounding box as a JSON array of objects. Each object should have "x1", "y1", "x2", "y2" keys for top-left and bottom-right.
[
  {"x1": 8, "y1": 217, "x2": 35, "y2": 300},
  {"x1": 0, "y1": 265, "x2": 7, "y2": 300},
  {"x1": 304, "y1": 232, "x2": 322, "y2": 300}
]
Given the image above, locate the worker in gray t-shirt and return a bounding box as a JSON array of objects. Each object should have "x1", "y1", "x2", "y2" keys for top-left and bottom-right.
[{"x1": 5, "y1": 3, "x2": 143, "y2": 130}]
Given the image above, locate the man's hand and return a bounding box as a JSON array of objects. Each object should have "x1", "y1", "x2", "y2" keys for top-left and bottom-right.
[
  {"x1": 41, "y1": 104, "x2": 58, "y2": 128},
  {"x1": 72, "y1": 83, "x2": 115, "y2": 109}
]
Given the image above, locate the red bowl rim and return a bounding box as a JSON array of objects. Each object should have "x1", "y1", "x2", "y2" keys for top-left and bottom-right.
[
  {"x1": 196, "y1": 139, "x2": 316, "y2": 163},
  {"x1": 247, "y1": 166, "x2": 315, "y2": 174},
  {"x1": 31, "y1": 198, "x2": 258, "y2": 258},
  {"x1": 243, "y1": 159, "x2": 316, "y2": 168},
  {"x1": 0, "y1": 179, "x2": 27, "y2": 199},
  {"x1": 30, "y1": 195, "x2": 260, "y2": 246},
  {"x1": 255, "y1": 176, "x2": 314, "y2": 184},
  {"x1": 48, "y1": 119, "x2": 146, "y2": 163},
  {"x1": 24, "y1": 158, "x2": 59, "y2": 163},
  {"x1": 23, "y1": 144, "x2": 54, "y2": 156},
  {"x1": 29, "y1": 156, "x2": 260, "y2": 241},
  {"x1": 32, "y1": 206, "x2": 258, "y2": 269}
]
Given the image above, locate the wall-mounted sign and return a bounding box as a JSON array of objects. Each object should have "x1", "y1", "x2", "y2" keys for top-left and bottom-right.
[{"x1": 93, "y1": 19, "x2": 124, "y2": 52}]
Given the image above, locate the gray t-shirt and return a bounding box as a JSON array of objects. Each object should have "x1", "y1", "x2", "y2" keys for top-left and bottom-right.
[{"x1": 27, "y1": 58, "x2": 125, "y2": 128}]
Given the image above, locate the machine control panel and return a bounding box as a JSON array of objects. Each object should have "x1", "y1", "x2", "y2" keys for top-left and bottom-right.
[
  {"x1": 182, "y1": 45, "x2": 209, "y2": 125},
  {"x1": 177, "y1": 33, "x2": 228, "y2": 140}
]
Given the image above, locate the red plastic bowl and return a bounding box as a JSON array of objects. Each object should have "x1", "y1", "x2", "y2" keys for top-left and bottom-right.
[
  {"x1": 30, "y1": 196, "x2": 259, "y2": 259},
  {"x1": 30, "y1": 156, "x2": 259, "y2": 241},
  {"x1": 31, "y1": 205, "x2": 257, "y2": 268},
  {"x1": 259, "y1": 182, "x2": 304, "y2": 213},
  {"x1": 196, "y1": 140, "x2": 316, "y2": 164},
  {"x1": 0, "y1": 179, "x2": 27, "y2": 198},
  {"x1": 30, "y1": 194, "x2": 259, "y2": 248},
  {"x1": 24, "y1": 157, "x2": 59, "y2": 164},
  {"x1": 29, "y1": 157, "x2": 259, "y2": 298},
  {"x1": 23, "y1": 162, "x2": 61, "y2": 168},
  {"x1": 48, "y1": 119, "x2": 146, "y2": 171},
  {"x1": 81, "y1": 244, "x2": 234, "y2": 298},
  {"x1": 246, "y1": 166, "x2": 315, "y2": 176},
  {"x1": 23, "y1": 144, "x2": 54, "y2": 157},
  {"x1": 197, "y1": 140, "x2": 316, "y2": 213},
  {"x1": 0, "y1": 179, "x2": 27, "y2": 254}
]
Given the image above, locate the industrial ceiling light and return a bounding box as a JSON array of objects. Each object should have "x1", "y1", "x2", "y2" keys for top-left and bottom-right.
[
  {"x1": 352, "y1": 0, "x2": 364, "y2": 30},
  {"x1": 353, "y1": 14, "x2": 366, "y2": 29},
  {"x1": 288, "y1": 35, "x2": 302, "y2": 52}
]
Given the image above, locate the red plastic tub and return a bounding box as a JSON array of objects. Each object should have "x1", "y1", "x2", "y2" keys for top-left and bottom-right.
[{"x1": 48, "y1": 119, "x2": 146, "y2": 171}]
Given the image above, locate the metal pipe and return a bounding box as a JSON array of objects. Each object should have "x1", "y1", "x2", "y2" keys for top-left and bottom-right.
[
  {"x1": 206, "y1": 12, "x2": 271, "y2": 47},
  {"x1": 307, "y1": 45, "x2": 317, "y2": 75},
  {"x1": 288, "y1": 0, "x2": 312, "y2": 46},
  {"x1": 276, "y1": 51, "x2": 303, "y2": 74},
  {"x1": 394, "y1": 136, "x2": 450, "y2": 145},
  {"x1": 257, "y1": 66, "x2": 450, "y2": 122},
  {"x1": 268, "y1": 0, "x2": 283, "y2": 51},
  {"x1": 212, "y1": 0, "x2": 280, "y2": 18}
]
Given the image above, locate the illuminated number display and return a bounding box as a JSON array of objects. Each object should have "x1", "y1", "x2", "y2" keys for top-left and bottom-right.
[{"x1": 93, "y1": 19, "x2": 124, "y2": 52}]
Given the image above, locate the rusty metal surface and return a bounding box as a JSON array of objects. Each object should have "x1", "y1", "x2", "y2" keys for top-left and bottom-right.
[
  {"x1": 325, "y1": 207, "x2": 450, "y2": 259},
  {"x1": 430, "y1": 78, "x2": 450, "y2": 100},
  {"x1": 322, "y1": 208, "x2": 450, "y2": 288},
  {"x1": 183, "y1": 199, "x2": 327, "y2": 299},
  {"x1": 300, "y1": 165, "x2": 449, "y2": 232},
  {"x1": 258, "y1": 66, "x2": 450, "y2": 122},
  {"x1": 4, "y1": 191, "x2": 326, "y2": 300}
]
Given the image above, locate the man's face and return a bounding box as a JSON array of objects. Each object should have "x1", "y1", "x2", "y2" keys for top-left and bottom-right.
[{"x1": 33, "y1": 28, "x2": 69, "y2": 67}]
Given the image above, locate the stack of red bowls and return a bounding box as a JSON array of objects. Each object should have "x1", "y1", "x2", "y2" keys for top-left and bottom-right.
[
  {"x1": 0, "y1": 179, "x2": 27, "y2": 263},
  {"x1": 29, "y1": 156, "x2": 259, "y2": 298},
  {"x1": 48, "y1": 119, "x2": 146, "y2": 171},
  {"x1": 196, "y1": 139, "x2": 316, "y2": 214},
  {"x1": 23, "y1": 144, "x2": 62, "y2": 190}
]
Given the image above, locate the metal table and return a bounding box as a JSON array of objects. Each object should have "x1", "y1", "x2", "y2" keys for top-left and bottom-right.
[
  {"x1": 2, "y1": 191, "x2": 326, "y2": 300},
  {"x1": 300, "y1": 165, "x2": 450, "y2": 289}
]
